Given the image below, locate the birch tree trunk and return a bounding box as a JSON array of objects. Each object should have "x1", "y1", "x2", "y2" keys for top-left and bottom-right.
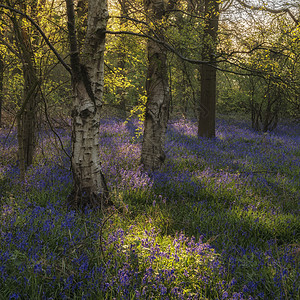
[
  {"x1": 141, "y1": 0, "x2": 171, "y2": 171},
  {"x1": 66, "y1": 0, "x2": 110, "y2": 209},
  {"x1": 198, "y1": 0, "x2": 219, "y2": 138}
]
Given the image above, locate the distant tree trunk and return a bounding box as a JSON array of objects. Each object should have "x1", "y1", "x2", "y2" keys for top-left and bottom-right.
[
  {"x1": 10, "y1": 8, "x2": 39, "y2": 180},
  {"x1": 16, "y1": 69, "x2": 39, "y2": 181},
  {"x1": 251, "y1": 80, "x2": 281, "y2": 132},
  {"x1": 249, "y1": 77, "x2": 257, "y2": 129},
  {"x1": 141, "y1": 0, "x2": 171, "y2": 171},
  {"x1": 66, "y1": 0, "x2": 110, "y2": 209},
  {"x1": 116, "y1": 0, "x2": 129, "y2": 118},
  {"x1": 198, "y1": 0, "x2": 219, "y2": 138},
  {"x1": 0, "y1": 55, "x2": 3, "y2": 128}
]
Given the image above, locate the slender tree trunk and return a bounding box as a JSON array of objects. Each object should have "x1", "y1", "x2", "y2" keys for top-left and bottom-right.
[
  {"x1": 10, "y1": 6, "x2": 39, "y2": 179},
  {"x1": 0, "y1": 55, "x2": 3, "y2": 128},
  {"x1": 250, "y1": 79, "x2": 256, "y2": 129},
  {"x1": 141, "y1": 0, "x2": 171, "y2": 171},
  {"x1": 198, "y1": 0, "x2": 219, "y2": 138},
  {"x1": 198, "y1": 63, "x2": 217, "y2": 137},
  {"x1": 116, "y1": 0, "x2": 128, "y2": 118},
  {"x1": 66, "y1": 0, "x2": 110, "y2": 209},
  {"x1": 16, "y1": 72, "x2": 39, "y2": 181}
]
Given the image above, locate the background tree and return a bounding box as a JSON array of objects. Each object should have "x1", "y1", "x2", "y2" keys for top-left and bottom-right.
[
  {"x1": 165, "y1": 0, "x2": 205, "y2": 117},
  {"x1": 1, "y1": 0, "x2": 299, "y2": 203},
  {"x1": 216, "y1": 0, "x2": 300, "y2": 130},
  {"x1": 1, "y1": 0, "x2": 110, "y2": 208},
  {"x1": 8, "y1": 0, "x2": 41, "y2": 180},
  {"x1": 198, "y1": 0, "x2": 219, "y2": 137},
  {"x1": 0, "y1": 54, "x2": 3, "y2": 128},
  {"x1": 104, "y1": 0, "x2": 147, "y2": 123},
  {"x1": 0, "y1": 0, "x2": 71, "y2": 180},
  {"x1": 115, "y1": 0, "x2": 129, "y2": 117}
]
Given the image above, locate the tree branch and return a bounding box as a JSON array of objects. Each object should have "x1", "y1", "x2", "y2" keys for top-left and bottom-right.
[
  {"x1": 40, "y1": 87, "x2": 72, "y2": 160},
  {"x1": 0, "y1": 37, "x2": 20, "y2": 57},
  {"x1": 105, "y1": 30, "x2": 211, "y2": 65},
  {"x1": 235, "y1": 0, "x2": 299, "y2": 25},
  {"x1": 0, "y1": 4, "x2": 71, "y2": 73},
  {"x1": 105, "y1": 30, "x2": 263, "y2": 76},
  {"x1": 65, "y1": 0, "x2": 80, "y2": 77}
]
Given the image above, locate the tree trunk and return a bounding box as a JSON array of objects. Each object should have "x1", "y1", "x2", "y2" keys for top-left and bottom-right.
[
  {"x1": 16, "y1": 72, "x2": 39, "y2": 181},
  {"x1": 76, "y1": 0, "x2": 88, "y2": 52},
  {"x1": 141, "y1": 0, "x2": 171, "y2": 171},
  {"x1": 116, "y1": 0, "x2": 129, "y2": 118},
  {"x1": 66, "y1": 0, "x2": 110, "y2": 209},
  {"x1": 10, "y1": 7, "x2": 39, "y2": 180},
  {"x1": 0, "y1": 55, "x2": 3, "y2": 128},
  {"x1": 198, "y1": 63, "x2": 216, "y2": 137},
  {"x1": 198, "y1": 0, "x2": 219, "y2": 138}
]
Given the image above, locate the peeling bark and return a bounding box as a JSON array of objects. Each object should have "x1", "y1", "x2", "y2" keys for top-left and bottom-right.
[{"x1": 66, "y1": 0, "x2": 110, "y2": 209}]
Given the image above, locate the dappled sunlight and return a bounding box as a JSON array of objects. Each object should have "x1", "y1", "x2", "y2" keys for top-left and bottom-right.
[{"x1": 0, "y1": 117, "x2": 299, "y2": 299}]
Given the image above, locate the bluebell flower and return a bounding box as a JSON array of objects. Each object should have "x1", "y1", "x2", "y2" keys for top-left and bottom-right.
[{"x1": 222, "y1": 291, "x2": 229, "y2": 299}]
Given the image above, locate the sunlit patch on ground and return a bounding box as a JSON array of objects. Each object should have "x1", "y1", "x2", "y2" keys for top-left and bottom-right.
[{"x1": 0, "y1": 116, "x2": 299, "y2": 299}]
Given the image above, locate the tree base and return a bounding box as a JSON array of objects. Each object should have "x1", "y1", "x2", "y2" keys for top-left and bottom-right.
[{"x1": 67, "y1": 187, "x2": 112, "y2": 211}]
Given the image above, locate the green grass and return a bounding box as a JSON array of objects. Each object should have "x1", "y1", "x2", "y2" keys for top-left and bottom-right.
[{"x1": 0, "y1": 117, "x2": 299, "y2": 299}]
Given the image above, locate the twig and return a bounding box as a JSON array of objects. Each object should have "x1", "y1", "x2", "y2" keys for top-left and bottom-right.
[
  {"x1": 0, "y1": 4, "x2": 71, "y2": 74},
  {"x1": 99, "y1": 209, "x2": 116, "y2": 263},
  {"x1": 39, "y1": 87, "x2": 72, "y2": 160}
]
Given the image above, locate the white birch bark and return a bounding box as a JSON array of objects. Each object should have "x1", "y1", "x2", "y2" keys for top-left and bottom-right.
[{"x1": 67, "y1": 0, "x2": 110, "y2": 208}]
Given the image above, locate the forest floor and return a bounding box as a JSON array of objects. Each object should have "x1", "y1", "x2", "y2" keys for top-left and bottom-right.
[{"x1": 0, "y1": 116, "x2": 299, "y2": 299}]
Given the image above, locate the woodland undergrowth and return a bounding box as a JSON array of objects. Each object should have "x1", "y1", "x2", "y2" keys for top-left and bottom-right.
[{"x1": 0, "y1": 116, "x2": 299, "y2": 299}]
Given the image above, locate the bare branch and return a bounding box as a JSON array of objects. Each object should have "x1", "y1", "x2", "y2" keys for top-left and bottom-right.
[
  {"x1": 0, "y1": 4, "x2": 71, "y2": 73},
  {"x1": 105, "y1": 30, "x2": 211, "y2": 65},
  {"x1": 105, "y1": 29, "x2": 278, "y2": 78},
  {"x1": 40, "y1": 87, "x2": 72, "y2": 160},
  {"x1": 235, "y1": 0, "x2": 299, "y2": 25},
  {"x1": 0, "y1": 37, "x2": 19, "y2": 57}
]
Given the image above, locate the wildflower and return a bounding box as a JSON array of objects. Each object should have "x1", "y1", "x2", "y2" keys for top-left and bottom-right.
[
  {"x1": 222, "y1": 291, "x2": 229, "y2": 299},
  {"x1": 9, "y1": 293, "x2": 20, "y2": 300},
  {"x1": 160, "y1": 284, "x2": 167, "y2": 295},
  {"x1": 33, "y1": 263, "x2": 43, "y2": 273}
]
